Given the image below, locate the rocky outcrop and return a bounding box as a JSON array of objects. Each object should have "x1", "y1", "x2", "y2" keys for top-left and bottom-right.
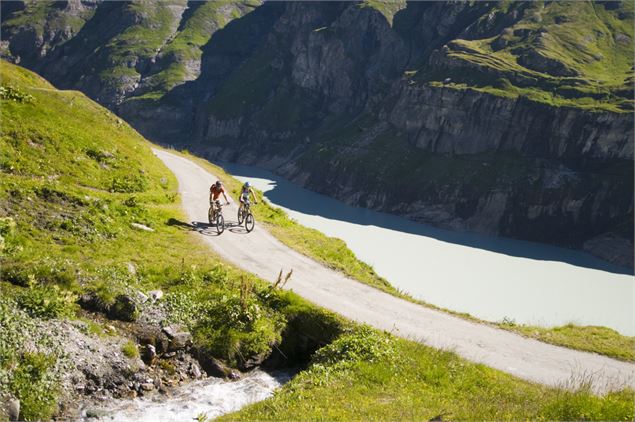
[{"x1": 385, "y1": 84, "x2": 633, "y2": 160}]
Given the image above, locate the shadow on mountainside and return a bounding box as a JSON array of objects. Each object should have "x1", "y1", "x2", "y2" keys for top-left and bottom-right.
[{"x1": 217, "y1": 162, "x2": 633, "y2": 276}]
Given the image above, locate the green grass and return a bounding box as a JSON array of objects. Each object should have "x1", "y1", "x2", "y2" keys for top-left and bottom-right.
[
  {"x1": 420, "y1": 1, "x2": 634, "y2": 112},
  {"x1": 505, "y1": 323, "x2": 635, "y2": 362},
  {"x1": 358, "y1": 0, "x2": 406, "y2": 25},
  {"x1": 121, "y1": 340, "x2": 139, "y2": 359},
  {"x1": 223, "y1": 330, "x2": 634, "y2": 421}
]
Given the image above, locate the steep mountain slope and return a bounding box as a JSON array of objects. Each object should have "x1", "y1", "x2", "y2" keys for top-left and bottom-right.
[
  {"x1": 1, "y1": 0, "x2": 261, "y2": 105},
  {"x1": 2, "y1": 0, "x2": 633, "y2": 267}
]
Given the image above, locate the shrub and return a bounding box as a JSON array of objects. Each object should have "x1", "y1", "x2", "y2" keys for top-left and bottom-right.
[
  {"x1": 121, "y1": 340, "x2": 139, "y2": 359},
  {"x1": 312, "y1": 326, "x2": 395, "y2": 368},
  {"x1": 193, "y1": 317, "x2": 282, "y2": 369},
  {"x1": 16, "y1": 284, "x2": 77, "y2": 319},
  {"x1": 0, "y1": 300, "x2": 62, "y2": 421},
  {"x1": 1, "y1": 258, "x2": 77, "y2": 289},
  {"x1": 110, "y1": 174, "x2": 148, "y2": 193},
  {"x1": 0, "y1": 85, "x2": 35, "y2": 103},
  {"x1": 7, "y1": 352, "x2": 59, "y2": 421}
]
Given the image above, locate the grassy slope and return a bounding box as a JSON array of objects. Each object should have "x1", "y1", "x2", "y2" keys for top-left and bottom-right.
[
  {"x1": 1, "y1": 61, "x2": 632, "y2": 421},
  {"x1": 96, "y1": 2, "x2": 181, "y2": 88},
  {"x1": 419, "y1": 0, "x2": 635, "y2": 112},
  {"x1": 0, "y1": 60, "x2": 336, "y2": 419},
  {"x1": 1, "y1": 0, "x2": 95, "y2": 38},
  {"x1": 177, "y1": 149, "x2": 635, "y2": 363},
  {"x1": 128, "y1": 1, "x2": 259, "y2": 101},
  {"x1": 224, "y1": 331, "x2": 634, "y2": 421}
]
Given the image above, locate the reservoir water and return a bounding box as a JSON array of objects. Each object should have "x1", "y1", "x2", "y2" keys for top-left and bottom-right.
[{"x1": 221, "y1": 161, "x2": 634, "y2": 336}]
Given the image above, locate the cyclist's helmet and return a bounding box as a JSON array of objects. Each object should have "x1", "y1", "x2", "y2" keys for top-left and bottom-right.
[
  {"x1": 244, "y1": 181, "x2": 251, "y2": 188},
  {"x1": 215, "y1": 180, "x2": 222, "y2": 187}
]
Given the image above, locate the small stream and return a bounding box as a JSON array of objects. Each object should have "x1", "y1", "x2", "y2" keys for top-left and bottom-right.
[{"x1": 83, "y1": 370, "x2": 291, "y2": 421}]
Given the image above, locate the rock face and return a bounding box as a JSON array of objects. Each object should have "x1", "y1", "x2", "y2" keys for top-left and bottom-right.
[{"x1": 3, "y1": 1, "x2": 633, "y2": 267}]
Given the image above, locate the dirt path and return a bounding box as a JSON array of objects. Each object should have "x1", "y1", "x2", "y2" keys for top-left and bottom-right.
[{"x1": 154, "y1": 148, "x2": 635, "y2": 394}]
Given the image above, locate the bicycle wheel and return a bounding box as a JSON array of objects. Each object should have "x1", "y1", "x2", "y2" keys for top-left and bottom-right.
[
  {"x1": 237, "y1": 207, "x2": 244, "y2": 225},
  {"x1": 208, "y1": 206, "x2": 214, "y2": 225},
  {"x1": 245, "y1": 212, "x2": 255, "y2": 233},
  {"x1": 216, "y1": 214, "x2": 225, "y2": 234}
]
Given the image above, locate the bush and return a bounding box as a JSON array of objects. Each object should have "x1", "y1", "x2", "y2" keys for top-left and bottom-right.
[
  {"x1": 0, "y1": 85, "x2": 35, "y2": 103},
  {"x1": 193, "y1": 317, "x2": 281, "y2": 369},
  {"x1": 2, "y1": 257, "x2": 78, "y2": 289},
  {"x1": 191, "y1": 287, "x2": 285, "y2": 368},
  {"x1": 110, "y1": 174, "x2": 148, "y2": 193},
  {"x1": 16, "y1": 284, "x2": 77, "y2": 319},
  {"x1": 0, "y1": 300, "x2": 62, "y2": 421},
  {"x1": 121, "y1": 340, "x2": 139, "y2": 359},
  {"x1": 7, "y1": 352, "x2": 59, "y2": 421},
  {"x1": 312, "y1": 326, "x2": 395, "y2": 368}
]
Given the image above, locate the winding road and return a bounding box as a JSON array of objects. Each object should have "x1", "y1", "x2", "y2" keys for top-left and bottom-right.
[{"x1": 154, "y1": 148, "x2": 635, "y2": 394}]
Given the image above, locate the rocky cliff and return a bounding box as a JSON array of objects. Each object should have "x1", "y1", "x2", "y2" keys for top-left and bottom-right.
[{"x1": 2, "y1": 0, "x2": 633, "y2": 267}]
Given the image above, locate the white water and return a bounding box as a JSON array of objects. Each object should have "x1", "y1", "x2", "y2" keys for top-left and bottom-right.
[
  {"x1": 221, "y1": 162, "x2": 635, "y2": 336},
  {"x1": 87, "y1": 370, "x2": 289, "y2": 421}
]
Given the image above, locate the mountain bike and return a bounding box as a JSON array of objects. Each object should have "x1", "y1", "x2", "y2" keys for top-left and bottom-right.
[
  {"x1": 208, "y1": 200, "x2": 226, "y2": 234},
  {"x1": 237, "y1": 200, "x2": 255, "y2": 233}
]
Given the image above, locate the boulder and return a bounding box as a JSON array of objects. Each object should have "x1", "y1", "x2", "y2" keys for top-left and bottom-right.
[
  {"x1": 197, "y1": 355, "x2": 240, "y2": 380},
  {"x1": 0, "y1": 396, "x2": 20, "y2": 421},
  {"x1": 108, "y1": 294, "x2": 139, "y2": 322},
  {"x1": 136, "y1": 325, "x2": 169, "y2": 354},
  {"x1": 142, "y1": 344, "x2": 157, "y2": 366},
  {"x1": 162, "y1": 324, "x2": 193, "y2": 351}
]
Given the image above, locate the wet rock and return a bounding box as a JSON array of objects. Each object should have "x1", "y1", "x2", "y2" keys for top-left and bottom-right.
[
  {"x1": 189, "y1": 362, "x2": 202, "y2": 379},
  {"x1": 140, "y1": 381, "x2": 155, "y2": 391},
  {"x1": 240, "y1": 352, "x2": 270, "y2": 370},
  {"x1": 84, "y1": 407, "x2": 110, "y2": 419},
  {"x1": 136, "y1": 324, "x2": 169, "y2": 354},
  {"x1": 141, "y1": 344, "x2": 157, "y2": 366},
  {"x1": 197, "y1": 355, "x2": 240, "y2": 379}
]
